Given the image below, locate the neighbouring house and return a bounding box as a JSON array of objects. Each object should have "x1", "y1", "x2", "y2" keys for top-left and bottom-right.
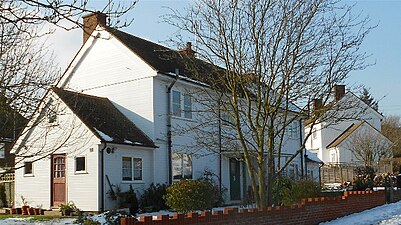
[
  {"x1": 0, "y1": 95, "x2": 26, "y2": 171},
  {"x1": 11, "y1": 12, "x2": 314, "y2": 212},
  {"x1": 305, "y1": 85, "x2": 392, "y2": 168}
]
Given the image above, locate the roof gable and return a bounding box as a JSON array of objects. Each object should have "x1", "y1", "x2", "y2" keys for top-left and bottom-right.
[
  {"x1": 52, "y1": 87, "x2": 155, "y2": 148},
  {"x1": 106, "y1": 27, "x2": 223, "y2": 84}
]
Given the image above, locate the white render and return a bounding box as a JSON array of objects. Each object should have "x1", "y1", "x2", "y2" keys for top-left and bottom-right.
[{"x1": 305, "y1": 91, "x2": 386, "y2": 165}]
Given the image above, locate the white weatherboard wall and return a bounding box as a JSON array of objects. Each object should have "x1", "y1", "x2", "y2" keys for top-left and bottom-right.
[
  {"x1": 14, "y1": 93, "x2": 101, "y2": 211},
  {"x1": 61, "y1": 30, "x2": 157, "y2": 139},
  {"x1": 102, "y1": 144, "x2": 154, "y2": 211}
]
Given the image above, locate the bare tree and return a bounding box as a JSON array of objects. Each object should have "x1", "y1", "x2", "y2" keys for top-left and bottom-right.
[
  {"x1": 166, "y1": 0, "x2": 374, "y2": 207},
  {"x1": 1, "y1": 0, "x2": 137, "y2": 33},
  {"x1": 345, "y1": 129, "x2": 392, "y2": 167},
  {"x1": 0, "y1": 0, "x2": 136, "y2": 172},
  {"x1": 382, "y1": 115, "x2": 401, "y2": 157}
]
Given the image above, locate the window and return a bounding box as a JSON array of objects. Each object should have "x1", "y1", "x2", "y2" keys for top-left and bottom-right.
[
  {"x1": 312, "y1": 128, "x2": 317, "y2": 139},
  {"x1": 172, "y1": 153, "x2": 192, "y2": 180},
  {"x1": 183, "y1": 94, "x2": 192, "y2": 119},
  {"x1": 47, "y1": 98, "x2": 57, "y2": 124},
  {"x1": 75, "y1": 156, "x2": 86, "y2": 173},
  {"x1": 24, "y1": 162, "x2": 33, "y2": 175},
  {"x1": 172, "y1": 90, "x2": 181, "y2": 117},
  {"x1": 286, "y1": 122, "x2": 298, "y2": 139},
  {"x1": 0, "y1": 143, "x2": 5, "y2": 159},
  {"x1": 122, "y1": 157, "x2": 143, "y2": 181}
]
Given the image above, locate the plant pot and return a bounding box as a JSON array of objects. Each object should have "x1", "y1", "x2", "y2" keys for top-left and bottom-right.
[
  {"x1": 10, "y1": 208, "x2": 16, "y2": 214},
  {"x1": 62, "y1": 209, "x2": 73, "y2": 216},
  {"x1": 28, "y1": 207, "x2": 35, "y2": 215},
  {"x1": 16, "y1": 208, "x2": 22, "y2": 214},
  {"x1": 34, "y1": 208, "x2": 40, "y2": 215},
  {"x1": 22, "y1": 206, "x2": 29, "y2": 215}
]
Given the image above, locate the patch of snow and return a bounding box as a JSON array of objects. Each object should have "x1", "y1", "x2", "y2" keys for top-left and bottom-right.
[
  {"x1": 320, "y1": 201, "x2": 401, "y2": 225},
  {"x1": 134, "y1": 142, "x2": 143, "y2": 145},
  {"x1": 94, "y1": 128, "x2": 113, "y2": 142},
  {"x1": 124, "y1": 139, "x2": 133, "y2": 144},
  {"x1": 0, "y1": 218, "x2": 76, "y2": 225}
]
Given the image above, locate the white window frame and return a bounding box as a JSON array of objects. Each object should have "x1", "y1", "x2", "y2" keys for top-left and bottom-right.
[
  {"x1": 24, "y1": 162, "x2": 33, "y2": 177},
  {"x1": 172, "y1": 153, "x2": 193, "y2": 181},
  {"x1": 172, "y1": 90, "x2": 181, "y2": 117},
  {"x1": 0, "y1": 143, "x2": 5, "y2": 159},
  {"x1": 75, "y1": 156, "x2": 87, "y2": 174},
  {"x1": 122, "y1": 157, "x2": 143, "y2": 182}
]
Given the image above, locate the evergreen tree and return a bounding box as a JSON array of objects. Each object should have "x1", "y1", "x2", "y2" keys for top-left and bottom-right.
[{"x1": 360, "y1": 87, "x2": 379, "y2": 111}]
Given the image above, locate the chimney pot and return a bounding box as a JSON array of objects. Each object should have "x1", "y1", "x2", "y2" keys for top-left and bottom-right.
[
  {"x1": 180, "y1": 42, "x2": 195, "y2": 58},
  {"x1": 82, "y1": 11, "x2": 107, "y2": 43},
  {"x1": 334, "y1": 85, "x2": 345, "y2": 102},
  {"x1": 313, "y1": 99, "x2": 323, "y2": 111}
]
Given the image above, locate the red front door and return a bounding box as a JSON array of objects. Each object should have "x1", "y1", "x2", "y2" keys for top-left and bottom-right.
[{"x1": 51, "y1": 154, "x2": 66, "y2": 207}]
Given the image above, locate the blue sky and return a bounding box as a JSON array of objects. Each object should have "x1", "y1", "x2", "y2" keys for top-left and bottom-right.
[{"x1": 50, "y1": 0, "x2": 401, "y2": 116}]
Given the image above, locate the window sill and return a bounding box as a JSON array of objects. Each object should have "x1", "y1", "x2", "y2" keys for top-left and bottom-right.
[
  {"x1": 74, "y1": 171, "x2": 88, "y2": 175},
  {"x1": 121, "y1": 180, "x2": 145, "y2": 184},
  {"x1": 23, "y1": 174, "x2": 34, "y2": 177},
  {"x1": 172, "y1": 116, "x2": 195, "y2": 122}
]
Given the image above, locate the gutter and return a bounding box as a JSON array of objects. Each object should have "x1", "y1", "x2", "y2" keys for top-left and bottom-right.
[
  {"x1": 100, "y1": 142, "x2": 107, "y2": 212},
  {"x1": 299, "y1": 119, "x2": 304, "y2": 179},
  {"x1": 166, "y1": 69, "x2": 179, "y2": 185}
]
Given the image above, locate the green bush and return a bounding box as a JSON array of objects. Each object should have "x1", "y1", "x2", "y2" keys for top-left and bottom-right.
[
  {"x1": 164, "y1": 179, "x2": 216, "y2": 213},
  {"x1": 353, "y1": 166, "x2": 375, "y2": 190},
  {"x1": 0, "y1": 184, "x2": 7, "y2": 207},
  {"x1": 140, "y1": 183, "x2": 168, "y2": 212},
  {"x1": 117, "y1": 185, "x2": 138, "y2": 215},
  {"x1": 273, "y1": 177, "x2": 321, "y2": 206},
  {"x1": 198, "y1": 170, "x2": 226, "y2": 207}
]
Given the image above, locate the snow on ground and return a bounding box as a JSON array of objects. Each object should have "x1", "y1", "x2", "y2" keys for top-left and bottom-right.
[
  {"x1": 0, "y1": 217, "x2": 76, "y2": 225},
  {"x1": 320, "y1": 201, "x2": 401, "y2": 225}
]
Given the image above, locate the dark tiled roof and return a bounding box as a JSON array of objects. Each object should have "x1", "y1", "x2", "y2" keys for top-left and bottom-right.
[
  {"x1": 106, "y1": 27, "x2": 223, "y2": 84},
  {"x1": 326, "y1": 121, "x2": 365, "y2": 149},
  {"x1": 52, "y1": 87, "x2": 155, "y2": 148}
]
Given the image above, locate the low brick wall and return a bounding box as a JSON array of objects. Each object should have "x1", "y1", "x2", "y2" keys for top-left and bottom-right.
[{"x1": 121, "y1": 190, "x2": 385, "y2": 225}]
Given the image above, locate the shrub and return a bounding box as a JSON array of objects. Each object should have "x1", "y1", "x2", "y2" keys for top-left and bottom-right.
[
  {"x1": 139, "y1": 183, "x2": 168, "y2": 212},
  {"x1": 0, "y1": 184, "x2": 7, "y2": 207},
  {"x1": 164, "y1": 179, "x2": 216, "y2": 213},
  {"x1": 273, "y1": 177, "x2": 321, "y2": 206},
  {"x1": 117, "y1": 185, "x2": 139, "y2": 215},
  {"x1": 353, "y1": 166, "x2": 375, "y2": 190},
  {"x1": 198, "y1": 170, "x2": 226, "y2": 207}
]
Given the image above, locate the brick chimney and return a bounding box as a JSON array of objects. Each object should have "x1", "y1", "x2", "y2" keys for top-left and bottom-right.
[
  {"x1": 179, "y1": 42, "x2": 196, "y2": 58},
  {"x1": 82, "y1": 12, "x2": 107, "y2": 43},
  {"x1": 334, "y1": 85, "x2": 345, "y2": 102},
  {"x1": 312, "y1": 99, "x2": 323, "y2": 111}
]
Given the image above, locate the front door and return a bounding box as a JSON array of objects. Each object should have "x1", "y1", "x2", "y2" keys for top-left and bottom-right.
[
  {"x1": 229, "y1": 158, "x2": 241, "y2": 200},
  {"x1": 51, "y1": 154, "x2": 66, "y2": 207}
]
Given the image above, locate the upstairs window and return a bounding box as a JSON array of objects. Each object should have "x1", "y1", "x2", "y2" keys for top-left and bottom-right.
[
  {"x1": 0, "y1": 143, "x2": 4, "y2": 159},
  {"x1": 183, "y1": 94, "x2": 192, "y2": 119},
  {"x1": 24, "y1": 162, "x2": 33, "y2": 175},
  {"x1": 172, "y1": 153, "x2": 192, "y2": 180},
  {"x1": 172, "y1": 91, "x2": 181, "y2": 117}
]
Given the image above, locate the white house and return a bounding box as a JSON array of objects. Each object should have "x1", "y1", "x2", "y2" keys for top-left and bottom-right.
[
  {"x1": 305, "y1": 85, "x2": 391, "y2": 166},
  {"x1": 12, "y1": 12, "x2": 316, "y2": 212}
]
